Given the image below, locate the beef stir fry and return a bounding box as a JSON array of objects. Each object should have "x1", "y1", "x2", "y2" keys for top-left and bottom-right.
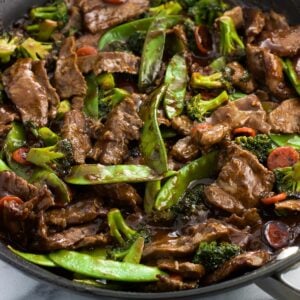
[{"x1": 0, "y1": 0, "x2": 300, "y2": 292}]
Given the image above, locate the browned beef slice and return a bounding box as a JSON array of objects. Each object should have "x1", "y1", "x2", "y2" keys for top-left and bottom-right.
[
  {"x1": 268, "y1": 98, "x2": 300, "y2": 134},
  {"x1": 244, "y1": 8, "x2": 265, "y2": 42},
  {"x1": 260, "y1": 25, "x2": 300, "y2": 57},
  {"x1": 3, "y1": 58, "x2": 49, "y2": 127},
  {"x1": 264, "y1": 11, "x2": 289, "y2": 32},
  {"x1": 224, "y1": 6, "x2": 244, "y2": 29},
  {"x1": 0, "y1": 105, "x2": 19, "y2": 138},
  {"x1": 54, "y1": 36, "x2": 87, "y2": 99},
  {"x1": 275, "y1": 200, "x2": 300, "y2": 212},
  {"x1": 32, "y1": 60, "x2": 60, "y2": 119},
  {"x1": 171, "y1": 115, "x2": 193, "y2": 136},
  {"x1": 227, "y1": 62, "x2": 255, "y2": 93},
  {"x1": 82, "y1": 0, "x2": 149, "y2": 33},
  {"x1": 171, "y1": 136, "x2": 200, "y2": 163},
  {"x1": 225, "y1": 208, "x2": 262, "y2": 229},
  {"x1": 94, "y1": 52, "x2": 140, "y2": 75},
  {"x1": 247, "y1": 44, "x2": 265, "y2": 82},
  {"x1": 150, "y1": 276, "x2": 197, "y2": 292},
  {"x1": 204, "y1": 145, "x2": 274, "y2": 214},
  {"x1": 76, "y1": 33, "x2": 102, "y2": 48},
  {"x1": 92, "y1": 97, "x2": 143, "y2": 164},
  {"x1": 61, "y1": 110, "x2": 91, "y2": 164},
  {"x1": 77, "y1": 54, "x2": 98, "y2": 73},
  {"x1": 205, "y1": 250, "x2": 270, "y2": 284}
]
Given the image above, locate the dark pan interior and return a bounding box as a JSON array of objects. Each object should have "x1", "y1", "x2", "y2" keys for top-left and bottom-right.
[{"x1": 0, "y1": 0, "x2": 300, "y2": 299}]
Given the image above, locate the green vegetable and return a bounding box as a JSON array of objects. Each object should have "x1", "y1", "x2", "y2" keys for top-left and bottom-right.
[
  {"x1": 96, "y1": 73, "x2": 115, "y2": 90},
  {"x1": 154, "y1": 151, "x2": 219, "y2": 210},
  {"x1": 20, "y1": 38, "x2": 52, "y2": 61},
  {"x1": 139, "y1": 15, "x2": 182, "y2": 89},
  {"x1": 57, "y1": 100, "x2": 71, "y2": 119},
  {"x1": 190, "y1": 71, "x2": 230, "y2": 89},
  {"x1": 140, "y1": 85, "x2": 168, "y2": 174},
  {"x1": 282, "y1": 58, "x2": 300, "y2": 96},
  {"x1": 149, "y1": 1, "x2": 183, "y2": 16},
  {"x1": 183, "y1": 18, "x2": 198, "y2": 54},
  {"x1": 209, "y1": 56, "x2": 226, "y2": 72},
  {"x1": 84, "y1": 74, "x2": 99, "y2": 119},
  {"x1": 25, "y1": 20, "x2": 58, "y2": 41},
  {"x1": 38, "y1": 127, "x2": 60, "y2": 146},
  {"x1": 228, "y1": 91, "x2": 247, "y2": 101},
  {"x1": 0, "y1": 36, "x2": 19, "y2": 63},
  {"x1": 49, "y1": 250, "x2": 165, "y2": 282},
  {"x1": 269, "y1": 134, "x2": 300, "y2": 150},
  {"x1": 274, "y1": 161, "x2": 300, "y2": 194},
  {"x1": 219, "y1": 16, "x2": 245, "y2": 57},
  {"x1": 64, "y1": 164, "x2": 162, "y2": 185},
  {"x1": 8, "y1": 246, "x2": 56, "y2": 267},
  {"x1": 193, "y1": 241, "x2": 241, "y2": 271},
  {"x1": 0, "y1": 159, "x2": 11, "y2": 172},
  {"x1": 235, "y1": 134, "x2": 275, "y2": 163},
  {"x1": 144, "y1": 180, "x2": 161, "y2": 214},
  {"x1": 164, "y1": 54, "x2": 187, "y2": 119},
  {"x1": 187, "y1": 90, "x2": 229, "y2": 122}
]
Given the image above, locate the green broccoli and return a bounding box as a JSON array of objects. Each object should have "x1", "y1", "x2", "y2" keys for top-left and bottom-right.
[
  {"x1": 219, "y1": 16, "x2": 245, "y2": 57},
  {"x1": 56, "y1": 100, "x2": 71, "y2": 119},
  {"x1": 183, "y1": 18, "x2": 198, "y2": 54},
  {"x1": 191, "y1": 71, "x2": 231, "y2": 89},
  {"x1": 20, "y1": 38, "x2": 52, "y2": 61},
  {"x1": 96, "y1": 73, "x2": 115, "y2": 90},
  {"x1": 149, "y1": 1, "x2": 183, "y2": 16},
  {"x1": 193, "y1": 241, "x2": 241, "y2": 271},
  {"x1": 0, "y1": 36, "x2": 19, "y2": 63},
  {"x1": 187, "y1": 90, "x2": 229, "y2": 122},
  {"x1": 282, "y1": 58, "x2": 300, "y2": 96},
  {"x1": 25, "y1": 19, "x2": 58, "y2": 42},
  {"x1": 274, "y1": 161, "x2": 300, "y2": 194},
  {"x1": 30, "y1": 0, "x2": 68, "y2": 23},
  {"x1": 235, "y1": 134, "x2": 275, "y2": 163}
]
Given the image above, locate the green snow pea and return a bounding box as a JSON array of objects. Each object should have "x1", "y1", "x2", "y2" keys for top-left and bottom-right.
[
  {"x1": 49, "y1": 250, "x2": 166, "y2": 282},
  {"x1": 123, "y1": 237, "x2": 145, "y2": 264},
  {"x1": 154, "y1": 151, "x2": 219, "y2": 210},
  {"x1": 38, "y1": 127, "x2": 59, "y2": 146},
  {"x1": 269, "y1": 134, "x2": 300, "y2": 150},
  {"x1": 64, "y1": 164, "x2": 162, "y2": 185},
  {"x1": 73, "y1": 279, "x2": 121, "y2": 290},
  {"x1": 140, "y1": 85, "x2": 168, "y2": 174},
  {"x1": 84, "y1": 74, "x2": 99, "y2": 119},
  {"x1": 144, "y1": 180, "x2": 161, "y2": 214},
  {"x1": 0, "y1": 159, "x2": 11, "y2": 172},
  {"x1": 164, "y1": 54, "x2": 187, "y2": 119}
]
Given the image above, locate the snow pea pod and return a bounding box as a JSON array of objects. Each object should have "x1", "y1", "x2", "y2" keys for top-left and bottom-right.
[
  {"x1": 154, "y1": 151, "x2": 219, "y2": 210},
  {"x1": 144, "y1": 180, "x2": 161, "y2": 214},
  {"x1": 49, "y1": 250, "x2": 166, "y2": 282},
  {"x1": 138, "y1": 15, "x2": 182, "y2": 89},
  {"x1": 269, "y1": 134, "x2": 300, "y2": 150},
  {"x1": 164, "y1": 54, "x2": 187, "y2": 119},
  {"x1": 64, "y1": 164, "x2": 162, "y2": 185},
  {"x1": 0, "y1": 159, "x2": 11, "y2": 172},
  {"x1": 84, "y1": 74, "x2": 99, "y2": 119},
  {"x1": 140, "y1": 85, "x2": 168, "y2": 174}
]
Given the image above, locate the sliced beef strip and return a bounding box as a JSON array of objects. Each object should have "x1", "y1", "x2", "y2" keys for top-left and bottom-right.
[
  {"x1": 204, "y1": 144, "x2": 274, "y2": 214},
  {"x1": 82, "y1": 0, "x2": 149, "y2": 33},
  {"x1": 61, "y1": 110, "x2": 91, "y2": 164},
  {"x1": 275, "y1": 200, "x2": 300, "y2": 212},
  {"x1": 3, "y1": 58, "x2": 49, "y2": 127},
  {"x1": 54, "y1": 36, "x2": 87, "y2": 100},
  {"x1": 267, "y1": 98, "x2": 300, "y2": 134},
  {"x1": 91, "y1": 97, "x2": 143, "y2": 164},
  {"x1": 244, "y1": 8, "x2": 265, "y2": 42},
  {"x1": 0, "y1": 105, "x2": 19, "y2": 138},
  {"x1": 205, "y1": 250, "x2": 271, "y2": 285},
  {"x1": 264, "y1": 11, "x2": 289, "y2": 32},
  {"x1": 225, "y1": 208, "x2": 262, "y2": 229},
  {"x1": 77, "y1": 54, "x2": 98, "y2": 74},
  {"x1": 224, "y1": 6, "x2": 244, "y2": 29},
  {"x1": 71, "y1": 233, "x2": 110, "y2": 249},
  {"x1": 247, "y1": 44, "x2": 265, "y2": 82},
  {"x1": 171, "y1": 115, "x2": 194, "y2": 136},
  {"x1": 170, "y1": 136, "x2": 200, "y2": 163}
]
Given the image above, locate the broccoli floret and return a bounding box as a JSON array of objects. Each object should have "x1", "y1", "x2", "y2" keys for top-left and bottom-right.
[
  {"x1": 235, "y1": 134, "x2": 275, "y2": 163},
  {"x1": 149, "y1": 1, "x2": 183, "y2": 16},
  {"x1": 30, "y1": 0, "x2": 68, "y2": 23},
  {"x1": 219, "y1": 16, "x2": 245, "y2": 57},
  {"x1": 25, "y1": 19, "x2": 58, "y2": 42},
  {"x1": 187, "y1": 90, "x2": 229, "y2": 122},
  {"x1": 20, "y1": 38, "x2": 52, "y2": 61},
  {"x1": 282, "y1": 58, "x2": 300, "y2": 96},
  {"x1": 193, "y1": 241, "x2": 241, "y2": 271},
  {"x1": 274, "y1": 161, "x2": 300, "y2": 194},
  {"x1": 191, "y1": 71, "x2": 231, "y2": 89},
  {"x1": 0, "y1": 36, "x2": 19, "y2": 63},
  {"x1": 183, "y1": 18, "x2": 198, "y2": 54}
]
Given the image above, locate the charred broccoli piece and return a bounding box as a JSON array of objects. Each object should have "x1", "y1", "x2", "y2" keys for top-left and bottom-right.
[
  {"x1": 219, "y1": 16, "x2": 245, "y2": 57},
  {"x1": 0, "y1": 36, "x2": 19, "y2": 63},
  {"x1": 187, "y1": 90, "x2": 229, "y2": 122},
  {"x1": 235, "y1": 134, "x2": 275, "y2": 163},
  {"x1": 25, "y1": 20, "x2": 58, "y2": 41},
  {"x1": 193, "y1": 241, "x2": 241, "y2": 271},
  {"x1": 20, "y1": 38, "x2": 52, "y2": 60},
  {"x1": 282, "y1": 58, "x2": 300, "y2": 96},
  {"x1": 149, "y1": 1, "x2": 183, "y2": 16},
  {"x1": 274, "y1": 161, "x2": 300, "y2": 194}
]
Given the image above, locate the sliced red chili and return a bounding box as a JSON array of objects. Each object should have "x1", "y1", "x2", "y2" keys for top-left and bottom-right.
[
  {"x1": 261, "y1": 193, "x2": 287, "y2": 205},
  {"x1": 264, "y1": 221, "x2": 290, "y2": 249},
  {"x1": 76, "y1": 46, "x2": 98, "y2": 57},
  {"x1": 0, "y1": 195, "x2": 23, "y2": 207},
  {"x1": 267, "y1": 146, "x2": 299, "y2": 170},
  {"x1": 232, "y1": 127, "x2": 256, "y2": 137},
  {"x1": 11, "y1": 147, "x2": 30, "y2": 165}
]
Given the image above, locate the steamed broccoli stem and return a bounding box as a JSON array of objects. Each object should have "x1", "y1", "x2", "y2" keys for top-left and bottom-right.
[
  {"x1": 274, "y1": 161, "x2": 300, "y2": 194},
  {"x1": 282, "y1": 58, "x2": 300, "y2": 96},
  {"x1": 0, "y1": 37, "x2": 19, "y2": 63},
  {"x1": 187, "y1": 90, "x2": 229, "y2": 122},
  {"x1": 193, "y1": 241, "x2": 241, "y2": 271},
  {"x1": 149, "y1": 1, "x2": 183, "y2": 16},
  {"x1": 219, "y1": 16, "x2": 245, "y2": 56},
  {"x1": 30, "y1": 1, "x2": 68, "y2": 22},
  {"x1": 20, "y1": 38, "x2": 52, "y2": 61},
  {"x1": 25, "y1": 20, "x2": 58, "y2": 41},
  {"x1": 191, "y1": 72, "x2": 224, "y2": 89}
]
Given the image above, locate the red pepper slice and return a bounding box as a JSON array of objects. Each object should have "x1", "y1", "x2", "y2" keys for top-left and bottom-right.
[
  {"x1": 76, "y1": 46, "x2": 98, "y2": 57},
  {"x1": 261, "y1": 193, "x2": 287, "y2": 205},
  {"x1": 12, "y1": 147, "x2": 30, "y2": 165}
]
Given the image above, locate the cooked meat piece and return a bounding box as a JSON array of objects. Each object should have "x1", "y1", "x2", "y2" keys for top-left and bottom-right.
[
  {"x1": 3, "y1": 58, "x2": 50, "y2": 127},
  {"x1": 76, "y1": 33, "x2": 102, "y2": 48},
  {"x1": 168, "y1": 158, "x2": 185, "y2": 171},
  {"x1": 0, "y1": 105, "x2": 18, "y2": 137},
  {"x1": 157, "y1": 109, "x2": 171, "y2": 127},
  {"x1": 54, "y1": 37, "x2": 87, "y2": 99},
  {"x1": 171, "y1": 136, "x2": 200, "y2": 163},
  {"x1": 225, "y1": 208, "x2": 262, "y2": 229},
  {"x1": 85, "y1": 117, "x2": 104, "y2": 140},
  {"x1": 157, "y1": 259, "x2": 205, "y2": 279},
  {"x1": 264, "y1": 11, "x2": 289, "y2": 32},
  {"x1": 210, "y1": 94, "x2": 271, "y2": 133},
  {"x1": 275, "y1": 200, "x2": 300, "y2": 212},
  {"x1": 227, "y1": 62, "x2": 256, "y2": 93},
  {"x1": 205, "y1": 250, "x2": 270, "y2": 284},
  {"x1": 260, "y1": 25, "x2": 300, "y2": 57},
  {"x1": 204, "y1": 144, "x2": 274, "y2": 214},
  {"x1": 171, "y1": 115, "x2": 194, "y2": 136},
  {"x1": 91, "y1": 97, "x2": 143, "y2": 164},
  {"x1": 268, "y1": 98, "x2": 300, "y2": 133},
  {"x1": 294, "y1": 56, "x2": 300, "y2": 78},
  {"x1": 63, "y1": 6, "x2": 82, "y2": 34},
  {"x1": 150, "y1": 275, "x2": 197, "y2": 292},
  {"x1": 71, "y1": 233, "x2": 110, "y2": 249},
  {"x1": 77, "y1": 54, "x2": 98, "y2": 74},
  {"x1": 45, "y1": 199, "x2": 107, "y2": 229},
  {"x1": 244, "y1": 8, "x2": 265, "y2": 42},
  {"x1": 246, "y1": 44, "x2": 265, "y2": 82},
  {"x1": 224, "y1": 6, "x2": 244, "y2": 29},
  {"x1": 94, "y1": 52, "x2": 140, "y2": 75},
  {"x1": 94, "y1": 183, "x2": 142, "y2": 209},
  {"x1": 82, "y1": 0, "x2": 149, "y2": 33},
  {"x1": 32, "y1": 60, "x2": 60, "y2": 119},
  {"x1": 61, "y1": 110, "x2": 91, "y2": 164},
  {"x1": 79, "y1": 0, "x2": 102, "y2": 12}
]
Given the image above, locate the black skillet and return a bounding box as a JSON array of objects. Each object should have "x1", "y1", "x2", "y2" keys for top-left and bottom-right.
[{"x1": 0, "y1": 0, "x2": 300, "y2": 299}]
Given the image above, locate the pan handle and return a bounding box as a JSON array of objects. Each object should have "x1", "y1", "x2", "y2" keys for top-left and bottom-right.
[{"x1": 255, "y1": 247, "x2": 300, "y2": 300}]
